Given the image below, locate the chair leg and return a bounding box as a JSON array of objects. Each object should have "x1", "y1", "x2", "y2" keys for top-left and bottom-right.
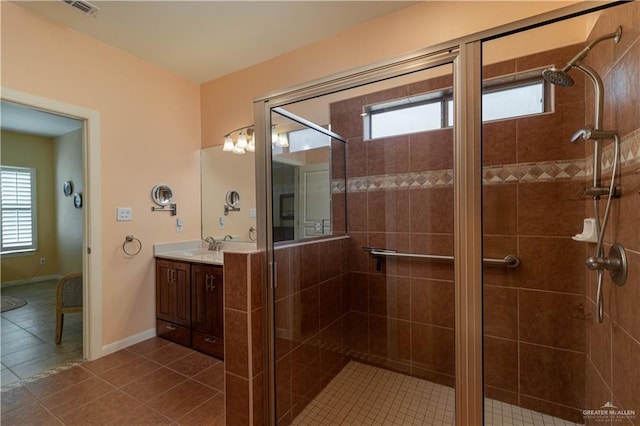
[{"x1": 56, "y1": 313, "x2": 64, "y2": 344}]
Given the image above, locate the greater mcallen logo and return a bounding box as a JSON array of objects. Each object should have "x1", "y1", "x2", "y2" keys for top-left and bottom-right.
[{"x1": 583, "y1": 402, "x2": 636, "y2": 422}]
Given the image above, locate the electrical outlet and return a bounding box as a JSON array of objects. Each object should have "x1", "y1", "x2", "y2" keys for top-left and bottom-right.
[
  {"x1": 39, "y1": 257, "x2": 46, "y2": 265},
  {"x1": 117, "y1": 207, "x2": 132, "y2": 221},
  {"x1": 249, "y1": 208, "x2": 256, "y2": 218}
]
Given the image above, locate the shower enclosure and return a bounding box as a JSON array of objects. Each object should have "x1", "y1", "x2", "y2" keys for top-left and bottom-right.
[{"x1": 255, "y1": 2, "x2": 639, "y2": 424}]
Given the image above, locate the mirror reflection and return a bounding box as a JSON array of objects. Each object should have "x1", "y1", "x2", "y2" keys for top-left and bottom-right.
[
  {"x1": 151, "y1": 184, "x2": 173, "y2": 206},
  {"x1": 226, "y1": 189, "x2": 240, "y2": 208}
]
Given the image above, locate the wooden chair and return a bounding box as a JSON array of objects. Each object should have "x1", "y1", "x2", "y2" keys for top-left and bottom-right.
[{"x1": 55, "y1": 273, "x2": 83, "y2": 344}]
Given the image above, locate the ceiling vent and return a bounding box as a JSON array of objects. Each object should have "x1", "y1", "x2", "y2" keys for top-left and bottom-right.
[{"x1": 62, "y1": 0, "x2": 99, "y2": 17}]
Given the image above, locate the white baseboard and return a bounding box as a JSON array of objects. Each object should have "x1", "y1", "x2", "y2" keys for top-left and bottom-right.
[
  {"x1": 100, "y1": 327, "x2": 157, "y2": 357},
  {"x1": 1, "y1": 275, "x2": 63, "y2": 287}
]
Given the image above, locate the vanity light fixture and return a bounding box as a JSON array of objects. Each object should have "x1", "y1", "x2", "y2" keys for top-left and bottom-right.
[
  {"x1": 271, "y1": 125, "x2": 289, "y2": 148},
  {"x1": 222, "y1": 125, "x2": 254, "y2": 154}
]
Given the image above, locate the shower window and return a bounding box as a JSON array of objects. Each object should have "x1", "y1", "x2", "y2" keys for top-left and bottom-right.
[{"x1": 364, "y1": 71, "x2": 550, "y2": 140}]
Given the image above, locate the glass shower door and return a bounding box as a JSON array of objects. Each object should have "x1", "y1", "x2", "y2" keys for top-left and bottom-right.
[{"x1": 268, "y1": 61, "x2": 459, "y2": 425}]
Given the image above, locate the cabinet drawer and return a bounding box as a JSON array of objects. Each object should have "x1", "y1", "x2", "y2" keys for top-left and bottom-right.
[
  {"x1": 192, "y1": 331, "x2": 224, "y2": 360},
  {"x1": 157, "y1": 319, "x2": 191, "y2": 347}
]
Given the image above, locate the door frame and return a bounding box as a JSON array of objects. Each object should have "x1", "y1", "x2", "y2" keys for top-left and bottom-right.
[{"x1": 1, "y1": 87, "x2": 103, "y2": 361}]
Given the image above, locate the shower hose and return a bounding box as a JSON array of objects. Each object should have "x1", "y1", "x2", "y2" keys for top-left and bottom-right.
[{"x1": 593, "y1": 134, "x2": 620, "y2": 324}]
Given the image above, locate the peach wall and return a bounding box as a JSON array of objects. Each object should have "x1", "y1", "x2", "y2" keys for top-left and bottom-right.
[{"x1": 1, "y1": 3, "x2": 202, "y2": 347}]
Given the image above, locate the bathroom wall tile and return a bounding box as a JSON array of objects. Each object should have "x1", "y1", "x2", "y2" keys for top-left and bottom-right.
[
  {"x1": 482, "y1": 119, "x2": 517, "y2": 166},
  {"x1": 347, "y1": 232, "x2": 368, "y2": 272},
  {"x1": 251, "y1": 307, "x2": 264, "y2": 376},
  {"x1": 519, "y1": 289, "x2": 586, "y2": 352},
  {"x1": 225, "y1": 252, "x2": 248, "y2": 312},
  {"x1": 330, "y1": 95, "x2": 366, "y2": 116},
  {"x1": 349, "y1": 272, "x2": 369, "y2": 313},
  {"x1": 344, "y1": 311, "x2": 368, "y2": 354},
  {"x1": 516, "y1": 44, "x2": 581, "y2": 76},
  {"x1": 275, "y1": 297, "x2": 293, "y2": 341},
  {"x1": 411, "y1": 366, "x2": 455, "y2": 389},
  {"x1": 519, "y1": 342, "x2": 585, "y2": 409},
  {"x1": 274, "y1": 247, "x2": 292, "y2": 301},
  {"x1": 410, "y1": 278, "x2": 454, "y2": 328},
  {"x1": 332, "y1": 138, "x2": 347, "y2": 180},
  {"x1": 410, "y1": 233, "x2": 454, "y2": 281},
  {"x1": 483, "y1": 235, "x2": 519, "y2": 287},
  {"x1": 319, "y1": 277, "x2": 342, "y2": 328},
  {"x1": 519, "y1": 395, "x2": 584, "y2": 424},
  {"x1": 347, "y1": 191, "x2": 368, "y2": 232},
  {"x1": 518, "y1": 181, "x2": 586, "y2": 237},
  {"x1": 610, "y1": 32, "x2": 640, "y2": 138},
  {"x1": 484, "y1": 386, "x2": 519, "y2": 407},
  {"x1": 367, "y1": 135, "x2": 410, "y2": 176},
  {"x1": 250, "y1": 253, "x2": 263, "y2": 311},
  {"x1": 517, "y1": 104, "x2": 585, "y2": 163},
  {"x1": 318, "y1": 238, "x2": 344, "y2": 281},
  {"x1": 584, "y1": 300, "x2": 612, "y2": 388},
  {"x1": 296, "y1": 243, "x2": 318, "y2": 290},
  {"x1": 483, "y1": 183, "x2": 517, "y2": 236},
  {"x1": 409, "y1": 187, "x2": 454, "y2": 234},
  {"x1": 331, "y1": 112, "x2": 363, "y2": 141},
  {"x1": 369, "y1": 274, "x2": 410, "y2": 320},
  {"x1": 611, "y1": 324, "x2": 640, "y2": 418},
  {"x1": 610, "y1": 171, "x2": 640, "y2": 252},
  {"x1": 291, "y1": 342, "x2": 320, "y2": 373},
  {"x1": 332, "y1": 193, "x2": 347, "y2": 234},
  {"x1": 276, "y1": 337, "x2": 292, "y2": 363},
  {"x1": 368, "y1": 232, "x2": 411, "y2": 276},
  {"x1": 609, "y1": 249, "x2": 640, "y2": 343},
  {"x1": 408, "y1": 129, "x2": 453, "y2": 173},
  {"x1": 365, "y1": 85, "x2": 409, "y2": 106},
  {"x1": 482, "y1": 59, "x2": 516, "y2": 80},
  {"x1": 484, "y1": 336, "x2": 518, "y2": 392},
  {"x1": 518, "y1": 236, "x2": 586, "y2": 294},
  {"x1": 407, "y1": 74, "x2": 452, "y2": 94},
  {"x1": 367, "y1": 189, "x2": 411, "y2": 233},
  {"x1": 226, "y1": 373, "x2": 250, "y2": 426},
  {"x1": 411, "y1": 323, "x2": 455, "y2": 376},
  {"x1": 293, "y1": 286, "x2": 319, "y2": 340},
  {"x1": 319, "y1": 346, "x2": 343, "y2": 375},
  {"x1": 483, "y1": 285, "x2": 518, "y2": 340},
  {"x1": 319, "y1": 316, "x2": 343, "y2": 350},
  {"x1": 369, "y1": 316, "x2": 410, "y2": 363},
  {"x1": 346, "y1": 137, "x2": 367, "y2": 177},
  {"x1": 291, "y1": 361, "x2": 322, "y2": 403},
  {"x1": 585, "y1": 359, "x2": 612, "y2": 419},
  {"x1": 225, "y1": 308, "x2": 248, "y2": 379},
  {"x1": 276, "y1": 354, "x2": 292, "y2": 422}
]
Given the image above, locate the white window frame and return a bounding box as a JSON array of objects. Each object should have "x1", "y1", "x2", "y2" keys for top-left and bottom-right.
[{"x1": 1, "y1": 165, "x2": 37, "y2": 254}]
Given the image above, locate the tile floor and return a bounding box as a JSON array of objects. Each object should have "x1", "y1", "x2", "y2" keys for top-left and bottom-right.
[
  {"x1": 2, "y1": 280, "x2": 83, "y2": 386},
  {"x1": 1, "y1": 337, "x2": 225, "y2": 425},
  {"x1": 292, "y1": 362, "x2": 584, "y2": 426}
]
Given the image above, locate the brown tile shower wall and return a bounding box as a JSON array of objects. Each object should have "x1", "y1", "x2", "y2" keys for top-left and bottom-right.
[
  {"x1": 272, "y1": 237, "x2": 351, "y2": 426},
  {"x1": 331, "y1": 77, "x2": 458, "y2": 388},
  {"x1": 224, "y1": 251, "x2": 264, "y2": 426},
  {"x1": 582, "y1": 3, "x2": 640, "y2": 424}
]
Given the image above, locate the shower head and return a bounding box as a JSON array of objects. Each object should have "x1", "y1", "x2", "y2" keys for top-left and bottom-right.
[
  {"x1": 570, "y1": 126, "x2": 593, "y2": 143},
  {"x1": 542, "y1": 67, "x2": 574, "y2": 87},
  {"x1": 541, "y1": 26, "x2": 622, "y2": 88}
]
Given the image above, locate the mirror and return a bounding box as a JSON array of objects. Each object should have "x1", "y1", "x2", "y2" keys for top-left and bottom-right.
[
  {"x1": 226, "y1": 189, "x2": 240, "y2": 208},
  {"x1": 151, "y1": 184, "x2": 174, "y2": 206}
]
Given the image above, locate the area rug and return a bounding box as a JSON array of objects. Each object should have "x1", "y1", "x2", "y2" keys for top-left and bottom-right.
[{"x1": 0, "y1": 296, "x2": 27, "y2": 313}]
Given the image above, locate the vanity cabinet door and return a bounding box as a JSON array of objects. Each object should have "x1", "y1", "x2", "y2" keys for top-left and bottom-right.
[
  {"x1": 191, "y1": 264, "x2": 224, "y2": 338},
  {"x1": 156, "y1": 259, "x2": 191, "y2": 327}
]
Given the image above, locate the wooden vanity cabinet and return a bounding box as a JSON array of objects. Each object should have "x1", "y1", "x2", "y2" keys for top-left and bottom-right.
[
  {"x1": 190, "y1": 264, "x2": 224, "y2": 359},
  {"x1": 155, "y1": 259, "x2": 224, "y2": 359}
]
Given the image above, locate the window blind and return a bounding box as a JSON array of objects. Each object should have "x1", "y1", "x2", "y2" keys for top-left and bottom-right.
[{"x1": 1, "y1": 166, "x2": 36, "y2": 253}]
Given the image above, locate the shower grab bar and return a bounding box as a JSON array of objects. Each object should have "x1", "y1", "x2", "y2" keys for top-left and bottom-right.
[{"x1": 363, "y1": 247, "x2": 520, "y2": 269}]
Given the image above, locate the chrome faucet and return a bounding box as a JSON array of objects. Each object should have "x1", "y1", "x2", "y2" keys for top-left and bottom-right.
[
  {"x1": 223, "y1": 235, "x2": 233, "y2": 241},
  {"x1": 204, "y1": 236, "x2": 216, "y2": 251}
]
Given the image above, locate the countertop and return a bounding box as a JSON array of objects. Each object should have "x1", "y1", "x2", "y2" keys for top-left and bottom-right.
[{"x1": 154, "y1": 240, "x2": 258, "y2": 265}]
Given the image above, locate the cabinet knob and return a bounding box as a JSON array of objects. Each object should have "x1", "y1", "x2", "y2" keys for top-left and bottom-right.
[
  {"x1": 204, "y1": 337, "x2": 216, "y2": 344},
  {"x1": 165, "y1": 325, "x2": 176, "y2": 331}
]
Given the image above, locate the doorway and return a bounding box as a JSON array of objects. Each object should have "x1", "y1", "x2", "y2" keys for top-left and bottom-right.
[{"x1": 0, "y1": 89, "x2": 102, "y2": 387}]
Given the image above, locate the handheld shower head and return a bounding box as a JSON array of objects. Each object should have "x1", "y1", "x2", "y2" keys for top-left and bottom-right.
[{"x1": 542, "y1": 68, "x2": 574, "y2": 87}]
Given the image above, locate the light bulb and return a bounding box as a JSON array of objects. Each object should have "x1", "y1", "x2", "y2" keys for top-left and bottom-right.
[
  {"x1": 232, "y1": 144, "x2": 246, "y2": 154},
  {"x1": 276, "y1": 133, "x2": 289, "y2": 148},
  {"x1": 223, "y1": 136, "x2": 235, "y2": 151},
  {"x1": 236, "y1": 132, "x2": 248, "y2": 149},
  {"x1": 246, "y1": 138, "x2": 255, "y2": 152},
  {"x1": 271, "y1": 126, "x2": 279, "y2": 145}
]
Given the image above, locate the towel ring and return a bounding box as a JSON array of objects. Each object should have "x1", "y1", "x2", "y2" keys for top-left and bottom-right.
[
  {"x1": 249, "y1": 226, "x2": 257, "y2": 242},
  {"x1": 123, "y1": 235, "x2": 142, "y2": 256}
]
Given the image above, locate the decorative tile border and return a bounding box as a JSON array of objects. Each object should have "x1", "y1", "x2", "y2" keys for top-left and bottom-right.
[{"x1": 333, "y1": 128, "x2": 640, "y2": 193}]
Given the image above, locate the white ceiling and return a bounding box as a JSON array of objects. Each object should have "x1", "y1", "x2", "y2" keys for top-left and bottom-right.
[
  {"x1": 1, "y1": 101, "x2": 83, "y2": 137},
  {"x1": 14, "y1": 0, "x2": 418, "y2": 84}
]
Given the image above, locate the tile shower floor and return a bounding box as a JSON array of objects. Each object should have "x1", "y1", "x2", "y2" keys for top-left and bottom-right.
[{"x1": 292, "y1": 361, "x2": 583, "y2": 426}]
